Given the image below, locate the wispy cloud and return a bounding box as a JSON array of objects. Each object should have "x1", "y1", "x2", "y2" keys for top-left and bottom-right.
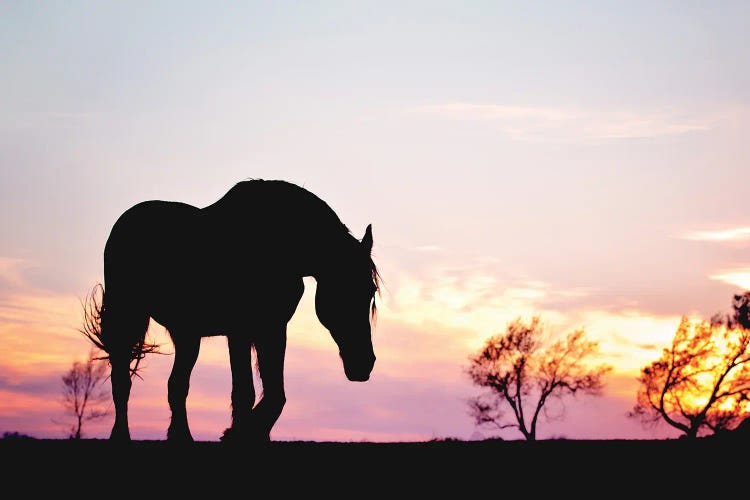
[
  {"x1": 410, "y1": 102, "x2": 713, "y2": 142},
  {"x1": 710, "y1": 267, "x2": 750, "y2": 290},
  {"x1": 0, "y1": 257, "x2": 34, "y2": 289},
  {"x1": 378, "y1": 262, "x2": 684, "y2": 373},
  {"x1": 417, "y1": 103, "x2": 574, "y2": 122},
  {"x1": 683, "y1": 227, "x2": 750, "y2": 242}
]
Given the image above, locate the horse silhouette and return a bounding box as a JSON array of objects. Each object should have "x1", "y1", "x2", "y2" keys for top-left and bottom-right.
[{"x1": 85, "y1": 179, "x2": 380, "y2": 443}]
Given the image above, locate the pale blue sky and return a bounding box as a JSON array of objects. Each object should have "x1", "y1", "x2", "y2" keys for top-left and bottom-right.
[{"x1": 1, "y1": 1, "x2": 749, "y2": 440}]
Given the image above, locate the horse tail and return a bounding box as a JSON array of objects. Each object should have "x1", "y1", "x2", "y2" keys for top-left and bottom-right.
[
  {"x1": 79, "y1": 282, "x2": 159, "y2": 378},
  {"x1": 79, "y1": 282, "x2": 106, "y2": 353}
]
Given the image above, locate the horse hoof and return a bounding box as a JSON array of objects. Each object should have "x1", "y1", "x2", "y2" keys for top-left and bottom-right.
[
  {"x1": 220, "y1": 427, "x2": 269, "y2": 445},
  {"x1": 109, "y1": 428, "x2": 131, "y2": 443},
  {"x1": 167, "y1": 429, "x2": 195, "y2": 444}
]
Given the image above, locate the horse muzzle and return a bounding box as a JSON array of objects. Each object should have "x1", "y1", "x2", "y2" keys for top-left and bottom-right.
[{"x1": 342, "y1": 352, "x2": 376, "y2": 382}]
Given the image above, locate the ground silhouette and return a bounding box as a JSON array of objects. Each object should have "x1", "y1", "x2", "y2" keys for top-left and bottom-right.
[{"x1": 1, "y1": 435, "x2": 746, "y2": 495}]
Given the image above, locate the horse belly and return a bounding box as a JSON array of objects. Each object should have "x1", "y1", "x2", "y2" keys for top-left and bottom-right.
[{"x1": 148, "y1": 280, "x2": 297, "y2": 338}]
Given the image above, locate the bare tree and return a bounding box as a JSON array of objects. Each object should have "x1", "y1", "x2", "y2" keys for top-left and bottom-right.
[
  {"x1": 711, "y1": 292, "x2": 750, "y2": 330},
  {"x1": 60, "y1": 348, "x2": 111, "y2": 439},
  {"x1": 466, "y1": 316, "x2": 612, "y2": 441},
  {"x1": 628, "y1": 307, "x2": 750, "y2": 439}
]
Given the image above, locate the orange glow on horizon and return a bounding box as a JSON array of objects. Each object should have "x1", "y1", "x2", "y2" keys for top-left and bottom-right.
[
  {"x1": 671, "y1": 323, "x2": 750, "y2": 418},
  {"x1": 0, "y1": 291, "x2": 94, "y2": 372}
]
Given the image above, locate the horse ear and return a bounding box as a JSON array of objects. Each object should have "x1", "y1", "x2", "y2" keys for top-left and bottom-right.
[{"x1": 361, "y1": 224, "x2": 373, "y2": 253}]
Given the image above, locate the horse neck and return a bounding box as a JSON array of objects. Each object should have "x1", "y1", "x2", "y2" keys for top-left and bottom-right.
[
  {"x1": 203, "y1": 180, "x2": 354, "y2": 278},
  {"x1": 302, "y1": 226, "x2": 357, "y2": 280}
]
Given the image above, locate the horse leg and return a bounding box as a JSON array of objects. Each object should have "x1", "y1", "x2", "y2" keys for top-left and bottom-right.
[
  {"x1": 101, "y1": 295, "x2": 149, "y2": 442},
  {"x1": 166, "y1": 333, "x2": 201, "y2": 443},
  {"x1": 109, "y1": 353, "x2": 132, "y2": 442},
  {"x1": 221, "y1": 335, "x2": 256, "y2": 442},
  {"x1": 249, "y1": 326, "x2": 288, "y2": 442}
]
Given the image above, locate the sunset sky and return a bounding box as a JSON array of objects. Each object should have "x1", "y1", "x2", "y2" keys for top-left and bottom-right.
[{"x1": 1, "y1": 1, "x2": 749, "y2": 442}]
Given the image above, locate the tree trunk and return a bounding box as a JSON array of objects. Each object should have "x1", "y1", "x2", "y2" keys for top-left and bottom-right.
[{"x1": 684, "y1": 426, "x2": 699, "y2": 440}]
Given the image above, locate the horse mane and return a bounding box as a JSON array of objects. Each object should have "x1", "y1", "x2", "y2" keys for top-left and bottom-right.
[
  {"x1": 370, "y1": 257, "x2": 382, "y2": 323},
  {"x1": 218, "y1": 178, "x2": 349, "y2": 228}
]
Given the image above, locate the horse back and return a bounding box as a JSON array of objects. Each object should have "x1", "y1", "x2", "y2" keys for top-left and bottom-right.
[
  {"x1": 105, "y1": 200, "x2": 199, "y2": 268},
  {"x1": 103, "y1": 199, "x2": 304, "y2": 334}
]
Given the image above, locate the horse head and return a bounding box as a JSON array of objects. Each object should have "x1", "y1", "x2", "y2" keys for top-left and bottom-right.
[{"x1": 315, "y1": 224, "x2": 379, "y2": 382}]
